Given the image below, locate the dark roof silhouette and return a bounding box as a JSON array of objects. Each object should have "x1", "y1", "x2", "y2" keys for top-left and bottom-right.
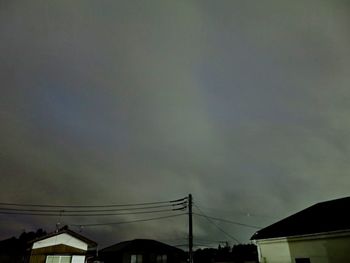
[
  {"x1": 101, "y1": 239, "x2": 184, "y2": 254},
  {"x1": 251, "y1": 197, "x2": 350, "y2": 240}
]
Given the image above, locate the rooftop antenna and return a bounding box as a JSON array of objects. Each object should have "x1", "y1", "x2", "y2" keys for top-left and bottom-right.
[
  {"x1": 56, "y1": 210, "x2": 64, "y2": 232},
  {"x1": 55, "y1": 222, "x2": 61, "y2": 233}
]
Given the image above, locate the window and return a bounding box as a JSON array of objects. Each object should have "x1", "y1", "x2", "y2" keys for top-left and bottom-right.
[
  {"x1": 131, "y1": 254, "x2": 143, "y2": 263},
  {"x1": 156, "y1": 254, "x2": 167, "y2": 263},
  {"x1": 295, "y1": 258, "x2": 311, "y2": 263},
  {"x1": 46, "y1": 256, "x2": 72, "y2": 263}
]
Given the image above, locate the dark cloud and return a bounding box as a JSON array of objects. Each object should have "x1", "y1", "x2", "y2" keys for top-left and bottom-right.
[{"x1": 1, "y1": 0, "x2": 350, "y2": 247}]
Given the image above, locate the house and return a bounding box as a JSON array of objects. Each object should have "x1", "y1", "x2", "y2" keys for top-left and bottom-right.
[
  {"x1": 251, "y1": 197, "x2": 350, "y2": 263},
  {"x1": 28, "y1": 227, "x2": 97, "y2": 263},
  {"x1": 99, "y1": 239, "x2": 187, "y2": 263}
]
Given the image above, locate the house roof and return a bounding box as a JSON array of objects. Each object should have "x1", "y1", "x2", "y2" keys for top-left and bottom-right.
[
  {"x1": 30, "y1": 227, "x2": 97, "y2": 248},
  {"x1": 100, "y1": 239, "x2": 185, "y2": 254},
  {"x1": 251, "y1": 197, "x2": 350, "y2": 240}
]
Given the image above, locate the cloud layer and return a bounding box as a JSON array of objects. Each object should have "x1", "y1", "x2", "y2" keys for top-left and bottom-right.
[{"x1": 1, "y1": 0, "x2": 350, "y2": 247}]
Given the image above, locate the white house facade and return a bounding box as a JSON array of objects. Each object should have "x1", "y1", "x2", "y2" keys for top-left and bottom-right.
[
  {"x1": 29, "y1": 227, "x2": 97, "y2": 263},
  {"x1": 252, "y1": 197, "x2": 350, "y2": 263},
  {"x1": 256, "y1": 231, "x2": 350, "y2": 263}
]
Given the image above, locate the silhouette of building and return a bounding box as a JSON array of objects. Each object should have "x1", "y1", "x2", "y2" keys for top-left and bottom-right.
[
  {"x1": 28, "y1": 227, "x2": 97, "y2": 263},
  {"x1": 99, "y1": 239, "x2": 187, "y2": 263},
  {"x1": 251, "y1": 197, "x2": 350, "y2": 263}
]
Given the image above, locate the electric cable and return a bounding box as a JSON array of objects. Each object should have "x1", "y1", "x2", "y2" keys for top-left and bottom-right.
[
  {"x1": 0, "y1": 197, "x2": 187, "y2": 208},
  {"x1": 193, "y1": 213, "x2": 261, "y2": 229},
  {"x1": 194, "y1": 204, "x2": 240, "y2": 244},
  {"x1": 69, "y1": 213, "x2": 187, "y2": 227},
  {"x1": 0, "y1": 209, "x2": 186, "y2": 217},
  {"x1": 0, "y1": 202, "x2": 187, "y2": 213},
  {"x1": 0, "y1": 208, "x2": 186, "y2": 217}
]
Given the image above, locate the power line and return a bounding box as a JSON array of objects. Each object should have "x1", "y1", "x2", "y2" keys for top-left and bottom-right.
[
  {"x1": 69, "y1": 213, "x2": 187, "y2": 227},
  {"x1": 193, "y1": 213, "x2": 261, "y2": 229},
  {"x1": 0, "y1": 208, "x2": 185, "y2": 217},
  {"x1": 0, "y1": 197, "x2": 188, "y2": 217},
  {"x1": 172, "y1": 244, "x2": 188, "y2": 247},
  {"x1": 194, "y1": 204, "x2": 240, "y2": 244},
  {"x1": 0, "y1": 202, "x2": 187, "y2": 213},
  {"x1": 0, "y1": 197, "x2": 187, "y2": 208},
  {"x1": 194, "y1": 205, "x2": 277, "y2": 219},
  {"x1": 158, "y1": 237, "x2": 188, "y2": 243}
]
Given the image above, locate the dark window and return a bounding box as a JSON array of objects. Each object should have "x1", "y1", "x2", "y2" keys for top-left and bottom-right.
[{"x1": 295, "y1": 258, "x2": 311, "y2": 263}]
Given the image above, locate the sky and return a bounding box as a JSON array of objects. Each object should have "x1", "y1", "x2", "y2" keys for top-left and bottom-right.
[{"x1": 1, "y1": 0, "x2": 350, "y2": 249}]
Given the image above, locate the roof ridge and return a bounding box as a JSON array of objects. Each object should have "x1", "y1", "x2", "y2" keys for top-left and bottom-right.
[{"x1": 29, "y1": 228, "x2": 97, "y2": 247}]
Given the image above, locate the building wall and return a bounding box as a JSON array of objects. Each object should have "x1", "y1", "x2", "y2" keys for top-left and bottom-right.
[
  {"x1": 29, "y1": 244, "x2": 86, "y2": 263},
  {"x1": 256, "y1": 232, "x2": 350, "y2": 263},
  {"x1": 257, "y1": 239, "x2": 291, "y2": 263},
  {"x1": 288, "y1": 234, "x2": 350, "y2": 263}
]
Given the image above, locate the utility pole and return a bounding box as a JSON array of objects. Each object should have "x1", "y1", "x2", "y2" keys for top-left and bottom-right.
[{"x1": 188, "y1": 194, "x2": 193, "y2": 263}]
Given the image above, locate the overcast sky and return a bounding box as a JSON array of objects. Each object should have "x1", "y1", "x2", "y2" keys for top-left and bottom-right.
[{"x1": 1, "y1": 0, "x2": 350, "y2": 248}]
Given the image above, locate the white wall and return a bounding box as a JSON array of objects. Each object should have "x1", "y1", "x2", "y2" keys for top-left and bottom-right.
[
  {"x1": 256, "y1": 232, "x2": 350, "y2": 263},
  {"x1": 257, "y1": 239, "x2": 291, "y2": 263},
  {"x1": 32, "y1": 233, "x2": 88, "y2": 251},
  {"x1": 289, "y1": 234, "x2": 350, "y2": 263}
]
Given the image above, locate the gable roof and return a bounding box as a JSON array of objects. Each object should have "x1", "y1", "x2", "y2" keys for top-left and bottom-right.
[
  {"x1": 31, "y1": 228, "x2": 97, "y2": 248},
  {"x1": 251, "y1": 197, "x2": 350, "y2": 240},
  {"x1": 101, "y1": 239, "x2": 184, "y2": 254}
]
